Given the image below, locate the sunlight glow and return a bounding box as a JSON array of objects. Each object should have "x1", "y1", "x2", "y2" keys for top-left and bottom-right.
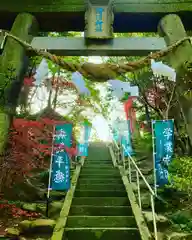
[
  {"x1": 30, "y1": 53, "x2": 115, "y2": 142},
  {"x1": 91, "y1": 115, "x2": 111, "y2": 142}
]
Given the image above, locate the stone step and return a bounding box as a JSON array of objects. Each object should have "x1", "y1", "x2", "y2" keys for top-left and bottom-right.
[
  {"x1": 79, "y1": 174, "x2": 121, "y2": 179},
  {"x1": 131, "y1": 182, "x2": 152, "y2": 192},
  {"x1": 86, "y1": 159, "x2": 111, "y2": 162},
  {"x1": 66, "y1": 216, "x2": 137, "y2": 228},
  {"x1": 86, "y1": 157, "x2": 112, "y2": 161},
  {"x1": 84, "y1": 161, "x2": 113, "y2": 165},
  {"x1": 76, "y1": 183, "x2": 125, "y2": 191},
  {"x1": 74, "y1": 190, "x2": 127, "y2": 197},
  {"x1": 69, "y1": 205, "x2": 133, "y2": 216},
  {"x1": 64, "y1": 227, "x2": 141, "y2": 239},
  {"x1": 72, "y1": 197, "x2": 130, "y2": 206},
  {"x1": 78, "y1": 178, "x2": 123, "y2": 185},
  {"x1": 81, "y1": 169, "x2": 119, "y2": 175},
  {"x1": 82, "y1": 165, "x2": 114, "y2": 170},
  {"x1": 83, "y1": 164, "x2": 114, "y2": 169}
]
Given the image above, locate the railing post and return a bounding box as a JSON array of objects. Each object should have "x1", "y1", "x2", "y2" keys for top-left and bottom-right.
[
  {"x1": 136, "y1": 171, "x2": 142, "y2": 209},
  {"x1": 151, "y1": 121, "x2": 157, "y2": 195},
  {"x1": 151, "y1": 194, "x2": 158, "y2": 240},
  {"x1": 122, "y1": 146, "x2": 125, "y2": 170},
  {"x1": 128, "y1": 157, "x2": 132, "y2": 183}
]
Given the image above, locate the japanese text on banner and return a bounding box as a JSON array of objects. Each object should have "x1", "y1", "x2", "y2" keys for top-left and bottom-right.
[
  {"x1": 51, "y1": 123, "x2": 73, "y2": 190},
  {"x1": 95, "y1": 7, "x2": 104, "y2": 32},
  {"x1": 54, "y1": 123, "x2": 73, "y2": 148},
  {"x1": 120, "y1": 120, "x2": 133, "y2": 157},
  {"x1": 152, "y1": 120, "x2": 174, "y2": 186},
  {"x1": 77, "y1": 123, "x2": 91, "y2": 157},
  {"x1": 51, "y1": 151, "x2": 70, "y2": 190}
]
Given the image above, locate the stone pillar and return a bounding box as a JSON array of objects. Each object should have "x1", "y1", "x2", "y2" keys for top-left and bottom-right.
[
  {"x1": 158, "y1": 14, "x2": 192, "y2": 144},
  {"x1": 0, "y1": 13, "x2": 38, "y2": 156}
]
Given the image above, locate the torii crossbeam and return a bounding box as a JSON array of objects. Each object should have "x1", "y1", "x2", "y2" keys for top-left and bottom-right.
[{"x1": 0, "y1": 36, "x2": 167, "y2": 56}]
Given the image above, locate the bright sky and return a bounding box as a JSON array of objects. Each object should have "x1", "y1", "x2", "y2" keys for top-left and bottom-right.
[{"x1": 88, "y1": 56, "x2": 112, "y2": 141}]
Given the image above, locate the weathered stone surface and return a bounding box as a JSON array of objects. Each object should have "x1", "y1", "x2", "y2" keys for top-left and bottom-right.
[{"x1": 0, "y1": 12, "x2": 38, "y2": 192}]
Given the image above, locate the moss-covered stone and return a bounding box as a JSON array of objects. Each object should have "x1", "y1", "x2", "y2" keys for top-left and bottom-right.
[
  {"x1": 19, "y1": 219, "x2": 56, "y2": 234},
  {"x1": 36, "y1": 203, "x2": 47, "y2": 214},
  {"x1": 143, "y1": 211, "x2": 170, "y2": 231},
  {"x1": 168, "y1": 232, "x2": 192, "y2": 240},
  {"x1": 64, "y1": 228, "x2": 140, "y2": 239},
  {"x1": 66, "y1": 216, "x2": 137, "y2": 228},
  {"x1": 22, "y1": 203, "x2": 37, "y2": 211},
  {"x1": 0, "y1": 12, "x2": 38, "y2": 192},
  {"x1": 31, "y1": 219, "x2": 56, "y2": 228},
  {"x1": 19, "y1": 220, "x2": 32, "y2": 231},
  {"x1": 48, "y1": 201, "x2": 63, "y2": 219},
  {"x1": 5, "y1": 227, "x2": 20, "y2": 236}
]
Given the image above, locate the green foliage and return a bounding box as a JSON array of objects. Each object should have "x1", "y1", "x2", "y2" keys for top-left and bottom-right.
[
  {"x1": 133, "y1": 132, "x2": 153, "y2": 154},
  {"x1": 120, "y1": 92, "x2": 130, "y2": 102},
  {"x1": 83, "y1": 118, "x2": 92, "y2": 126},
  {"x1": 47, "y1": 60, "x2": 60, "y2": 75},
  {"x1": 170, "y1": 209, "x2": 192, "y2": 231},
  {"x1": 169, "y1": 156, "x2": 192, "y2": 198}
]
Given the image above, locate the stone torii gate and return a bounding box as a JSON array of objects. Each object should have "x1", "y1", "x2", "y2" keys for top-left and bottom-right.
[{"x1": 0, "y1": 0, "x2": 192, "y2": 152}]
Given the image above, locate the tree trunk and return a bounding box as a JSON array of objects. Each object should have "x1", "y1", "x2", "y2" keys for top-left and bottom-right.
[
  {"x1": 0, "y1": 13, "x2": 38, "y2": 190},
  {"x1": 158, "y1": 14, "x2": 192, "y2": 145}
]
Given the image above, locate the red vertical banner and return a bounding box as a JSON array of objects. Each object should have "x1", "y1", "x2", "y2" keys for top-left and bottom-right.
[
  {"x1": 123, "y1": 97, "x2": 137, "y2": 133},
  {"x1": 131, "y1": 107, "x2": 136, "y2": 132},
  {"x1": 124, "y1": 98, "x2": 132, "y2": 120}
]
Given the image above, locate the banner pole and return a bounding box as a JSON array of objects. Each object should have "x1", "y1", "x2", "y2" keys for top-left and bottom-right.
[
  {"x1": 151, "y1": 120, "x2": 157, "y2": 195},
  {"x1": 46, "y1": 125, "x2": 55, "y2": 217}
]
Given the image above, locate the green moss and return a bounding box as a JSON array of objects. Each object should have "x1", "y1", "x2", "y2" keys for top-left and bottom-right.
[
  {"x1": 94, "y1": 230, "x2": 105, "y2": 239},
  {"x1": 0, "y1": 1, "x2": 191, "y2": 13}
]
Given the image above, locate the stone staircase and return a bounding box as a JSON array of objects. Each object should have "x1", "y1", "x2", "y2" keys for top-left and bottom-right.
[{"x1": 63, "y1": 143, "x2": 142, "y2": 239}]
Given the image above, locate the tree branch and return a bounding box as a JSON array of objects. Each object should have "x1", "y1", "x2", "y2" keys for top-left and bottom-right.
[
  {"x1": 140, "y1": 93, "x2": 163, "y2": 118},
  {"x1": 165, "y1": 84, "x2": 176, "y2": 119}
]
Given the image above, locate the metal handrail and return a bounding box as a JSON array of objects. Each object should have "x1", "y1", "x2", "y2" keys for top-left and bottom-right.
[
  {"x1": 109, "y1": 134, "x2": 158, "y2": 240},
  {"x1": 120, "y1": 143, "x2": 155, "y2": 196}
]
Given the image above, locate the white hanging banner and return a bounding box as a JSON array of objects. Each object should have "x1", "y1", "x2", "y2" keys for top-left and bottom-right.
[
  {"x1": 151, "y1": 59, "x2": 176, "y2": 82},
  {"x1": 34, "y1": 58, "x2": 49, "y2": 86},
  {"x1": 71, "y1": 71, "x2": 90, "y2": 96}
]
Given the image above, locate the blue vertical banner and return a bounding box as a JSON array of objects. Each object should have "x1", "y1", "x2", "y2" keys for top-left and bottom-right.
[
  {"x1": 152, "y1": 119, "x2": 174, "y2": 187},
  {"x1": 120, "y1": 120, "x2": 133, "y2": 157},
  {"x1": 78, "y1": 143, "x2": 88, "y2": 157},
  {"x1": 112, "y1": 128, "x2": 119, "y2": 143},
  {"x1": 51, "y1": 151, "x2": 70, "y2": 190},
  {"x1": 95, "y1": 7, "x2": 104, "y2": 32},
  {"x1": 54, "y1": 124, "x2": 73, "y2": 147},
  {"x1": 84, "y1": 123, "x2": 91, "y2": 145},
  {"x1": 112, "y1": 119, "x2": 121, "y2": 144},
  {"x1": 77, "y1": 123, "x2": 91, "y2": 156},
  {"x1": 50, "y1": 123, "x2": 73, "y2": 191}
]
